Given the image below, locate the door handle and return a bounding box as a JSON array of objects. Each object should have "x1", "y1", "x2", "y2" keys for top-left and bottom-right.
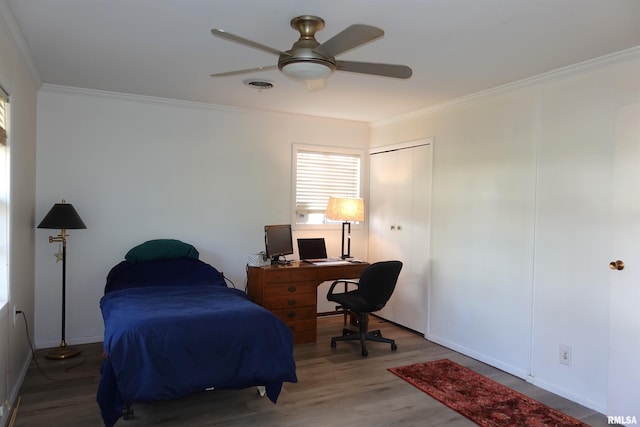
[{"x1": 609, "y1": 260, "x2": 625, "y2": 271}]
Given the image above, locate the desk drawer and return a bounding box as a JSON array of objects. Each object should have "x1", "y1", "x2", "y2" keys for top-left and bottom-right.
[
  {"x1": 272, "y1": 306, "x2": 316, "y2": 323},
  {"x1": 264, "y1": 282, "x2": 316, "y2": 298},
  {"x1": 273, "y1": 312, "x2": 316, "y2": 332},
  {"x1": 316, "y1": 264, "x2": 367, "y2": 282},
  {"x1": 272, "y1": 307, "x2": 317, "y2": 343},
  {"x1": 263, "y1": 269, "x2": 292, "y2": 283},
  {"x1": 264, "y1": 268, "x2": 319, "y2": 283},
  {"x1": 286, "y1": 318, "x2": 317, "y2": 336},
  {"x1": 264, "y1": 292, "x2": 316, "y2": 310},
  {"x1": 290, "y1": 268, "x2": 318, "y2": 281}
]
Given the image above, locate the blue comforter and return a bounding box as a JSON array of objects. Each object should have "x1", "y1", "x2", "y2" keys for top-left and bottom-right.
[{"x1": 97, "y1": 284, "x2": 297, "y2": 426}]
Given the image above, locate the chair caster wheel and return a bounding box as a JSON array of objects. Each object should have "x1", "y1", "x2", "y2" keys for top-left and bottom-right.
[
  {"x1": 362, "y1": 348, "x2": 368, "y2": 357},
  {"x1": 331, "y1": 339, "x2": 336, "y2": 348},
  {"x1": 391, "y1": 343, "x2": 398, "y2": 351}
]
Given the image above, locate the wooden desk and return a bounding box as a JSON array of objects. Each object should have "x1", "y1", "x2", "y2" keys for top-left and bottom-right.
[{"x1": 247, "y1": 261, "x2": 369, "y2": 344}]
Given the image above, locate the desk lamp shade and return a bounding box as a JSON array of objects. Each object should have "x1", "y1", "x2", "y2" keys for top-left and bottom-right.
[
  {"x1": 325, "y1": 197, "x2": 364, "y2": 259},
  {"x1": 37, "y1": 200, "x2": 86, "y2": 360},
  {"x1": 325, "y1": 197, "x2": 365, "y2": 223}
]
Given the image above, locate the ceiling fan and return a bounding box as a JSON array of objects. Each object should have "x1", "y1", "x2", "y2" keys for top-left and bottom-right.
[{"x1": 210, "y1": 15, "x2": 412, "y2": 91}]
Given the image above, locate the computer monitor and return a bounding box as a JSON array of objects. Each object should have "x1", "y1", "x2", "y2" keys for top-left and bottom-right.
[{"x1": 264, "y1": 224, "x2": 294, "y2": 264}]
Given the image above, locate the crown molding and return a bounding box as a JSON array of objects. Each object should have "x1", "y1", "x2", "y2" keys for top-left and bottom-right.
[
  {"x1": 40, "y1": 84, "x2": 351, "y2": 124},
  {"x1": 0, "y1": 0, "x2": 43, "y2": 88},
  {"x1": 371, "y1": 45, "x2": 640, "y2": 128},
  {"x1": 40, "y1": 83, "x2": 252, "y2": 112}
]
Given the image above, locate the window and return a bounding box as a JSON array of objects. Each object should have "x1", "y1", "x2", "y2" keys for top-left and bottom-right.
[
  {"x1": 293, "y1": 144, "x2": 362, "y2": 226},
  {"x1": 0, "y1": 91, "x2": 6, "y2": 145},
  {"x1": 0, "y1": 87, "x2": 8, "y2": 303}
]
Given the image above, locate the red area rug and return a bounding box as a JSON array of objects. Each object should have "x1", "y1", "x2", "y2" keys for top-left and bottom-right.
[{"x1": 388, "y1": 359, "x2": 589, "y2": 427}]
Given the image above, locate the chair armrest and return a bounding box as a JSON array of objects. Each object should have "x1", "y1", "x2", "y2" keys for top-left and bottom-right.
[{"x1": 327, "y1": 279, "x2": 359, "y2": 296}]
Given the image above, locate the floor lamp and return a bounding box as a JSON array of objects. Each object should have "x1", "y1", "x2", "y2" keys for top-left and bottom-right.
[
  {"x1": 37, "y1": 200, "x2": 86, "y2": 360},
  {"x1": 325, "y1": 196, "x2": 365, "y2": 259}
]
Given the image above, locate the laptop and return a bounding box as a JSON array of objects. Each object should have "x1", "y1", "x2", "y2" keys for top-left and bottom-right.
[{"x1": 297, "y1": 238, "x2": 331, "y2": 262}]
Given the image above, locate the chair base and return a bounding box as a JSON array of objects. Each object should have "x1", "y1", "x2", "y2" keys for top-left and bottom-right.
[{"x1": 330, "y1": 323, "x2": 397, "y2": 357}]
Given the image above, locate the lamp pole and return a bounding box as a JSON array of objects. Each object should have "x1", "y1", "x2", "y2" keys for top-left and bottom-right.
[
  {"x1": 341, "y1": 221, "x2": 352, "y2": 259},
  {"x1": 45, "y1": 228, "x2": 80, "y2": 359}
]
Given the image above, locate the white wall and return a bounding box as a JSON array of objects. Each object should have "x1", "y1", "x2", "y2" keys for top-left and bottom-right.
[
  {"x1": 428, "y1": 87, "x2": 538, "y2": 379},
  {"x1": 371, "y1": 51, "x2": 640, "y2": 414},
  {"x1": 0, "y1": 1, "x2": 39, "y2": 422},
  {"x1": 532, "y1": 58, "x2": 640, "y2": 411},
  {"x1": 34, "y1": 86, "x2": 369, "y2": 347},
  {"x1": 373, "y1": 86, "x2": 538, "y2": 378}
]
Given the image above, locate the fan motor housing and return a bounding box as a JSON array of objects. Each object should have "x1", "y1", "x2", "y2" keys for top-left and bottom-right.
[{"x1": 277, "y1": 31, "x2": 336, "y2": 78}]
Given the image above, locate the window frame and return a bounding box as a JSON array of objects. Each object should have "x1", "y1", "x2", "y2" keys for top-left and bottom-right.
[
  {"x1": 0, "y1": 86, "x2": 9, "y2": 306},
  {"x1": 291, "y1": 143, "x2": 365, "y2": 230}
]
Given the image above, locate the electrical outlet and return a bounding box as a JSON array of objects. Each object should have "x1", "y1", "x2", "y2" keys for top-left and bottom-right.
[{"x1": 559, "y1": 344, "x2": 572, "y2": 366}]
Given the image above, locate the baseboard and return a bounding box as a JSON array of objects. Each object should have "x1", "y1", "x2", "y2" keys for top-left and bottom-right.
[
  {"x1": 528, "y1": 376, "x2": 606, "y2": 415},
  {"x1": 426, "y1": 333, "x2": 529, "y2": 380},
  {"x1": 427, "y1": 332, "x2": 605, "y2": 415},
  {"x1": 4, "y1": 350, "x2": 31, "y2": 427}
]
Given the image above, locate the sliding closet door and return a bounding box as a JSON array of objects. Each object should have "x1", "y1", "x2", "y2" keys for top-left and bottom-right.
[{"x1": 369, "y1": 140, "x2": 432, "y2": 334}]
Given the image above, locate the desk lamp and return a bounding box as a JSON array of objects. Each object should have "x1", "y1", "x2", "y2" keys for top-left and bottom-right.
[
  {"x1": 325, "y1": 196, "x2": 364, "y2": 259},
  {"x1": 37, "y1": 200, "x2": 86, "y2": 359}
]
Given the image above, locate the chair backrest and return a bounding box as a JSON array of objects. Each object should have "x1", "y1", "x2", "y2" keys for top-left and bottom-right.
[{"x1": 358, "y1": 261, "x2": 403, "y2": 310}]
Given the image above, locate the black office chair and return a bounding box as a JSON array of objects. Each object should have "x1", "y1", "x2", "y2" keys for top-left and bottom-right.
[{"x1": 327, "y1": 260, "x2": 403, "y2": 357}]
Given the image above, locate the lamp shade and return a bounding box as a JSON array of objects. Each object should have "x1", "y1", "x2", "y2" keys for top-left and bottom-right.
[
  {"x1": 281, "y1": 62, "x2": 334, "y2": 81},
  {"x1": 38, "y1": 201, "x2": 86, "y2": 230},
  {"x1": 325, "y1": 197, "x2": 365, "y2": 222}
]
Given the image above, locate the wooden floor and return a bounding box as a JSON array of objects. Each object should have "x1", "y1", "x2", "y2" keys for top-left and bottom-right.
[{"x1": 13, "y1": 315, "x2": 610, "y2": 427}]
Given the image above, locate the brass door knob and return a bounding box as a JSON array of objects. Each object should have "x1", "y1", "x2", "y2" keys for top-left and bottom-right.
[{"x1": 609, "y1": 260, "x2": 625, "y2": 271}]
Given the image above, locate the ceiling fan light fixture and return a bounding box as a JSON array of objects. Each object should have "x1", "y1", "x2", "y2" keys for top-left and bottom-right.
[{"x1": 281, "y1": 62, "x2": 334, "y2": 81}]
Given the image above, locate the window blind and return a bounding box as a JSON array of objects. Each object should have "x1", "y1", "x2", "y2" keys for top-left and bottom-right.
[
  {"x1": 0, "y1": 97, "x2": 6, "y2": 146},
  {"x1": 295, "y1": 150, "x2": 361, "y2": 215}
]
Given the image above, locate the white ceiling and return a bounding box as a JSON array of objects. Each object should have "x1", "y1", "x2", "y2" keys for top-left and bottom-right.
[{"x1": 5, "y1": 0, "x2": 640, "y2": 123}]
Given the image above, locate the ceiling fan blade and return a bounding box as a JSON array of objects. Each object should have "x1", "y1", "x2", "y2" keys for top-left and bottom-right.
[
  {"x1": 314, "y1": 24, "x2": 384, "y2": 57},
  {"x1": 305, "y1": 78, "x2": 327, "y2": 92},
  {"x1": 336, "y1": 60, "x2": 412, "y2": 79},
  {"x1": 211, "y1": 29, "x2": 291, "y2": 57},
  {"x1": 210, "y1": 65, "x2": 278, "y2": 77}
]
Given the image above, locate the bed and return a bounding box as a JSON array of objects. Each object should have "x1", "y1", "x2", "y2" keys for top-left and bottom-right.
[{"x1": 96, "y1": 240, "x2": 297, "y2": 427}]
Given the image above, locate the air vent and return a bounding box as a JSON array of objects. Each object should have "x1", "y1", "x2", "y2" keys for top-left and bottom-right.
[{"x1": 243, "y1": 79, "x2": 275, "y2": 90}]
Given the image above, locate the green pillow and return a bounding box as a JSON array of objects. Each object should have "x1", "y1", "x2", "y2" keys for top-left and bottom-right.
[{"x1": 125, "y1": 239, "x2": 199, "y2": 263}]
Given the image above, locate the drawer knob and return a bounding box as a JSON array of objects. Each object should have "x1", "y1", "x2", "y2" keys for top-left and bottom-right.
[
  {"x1": 287, "y1": 311, "x2": 296, "y2": 318},
  {"x1": 287, "y1": 299, "x2": 296, "y2": 306},
  {"x1": 288, "y1": 286, "x2": 297, "y2": 292}
]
